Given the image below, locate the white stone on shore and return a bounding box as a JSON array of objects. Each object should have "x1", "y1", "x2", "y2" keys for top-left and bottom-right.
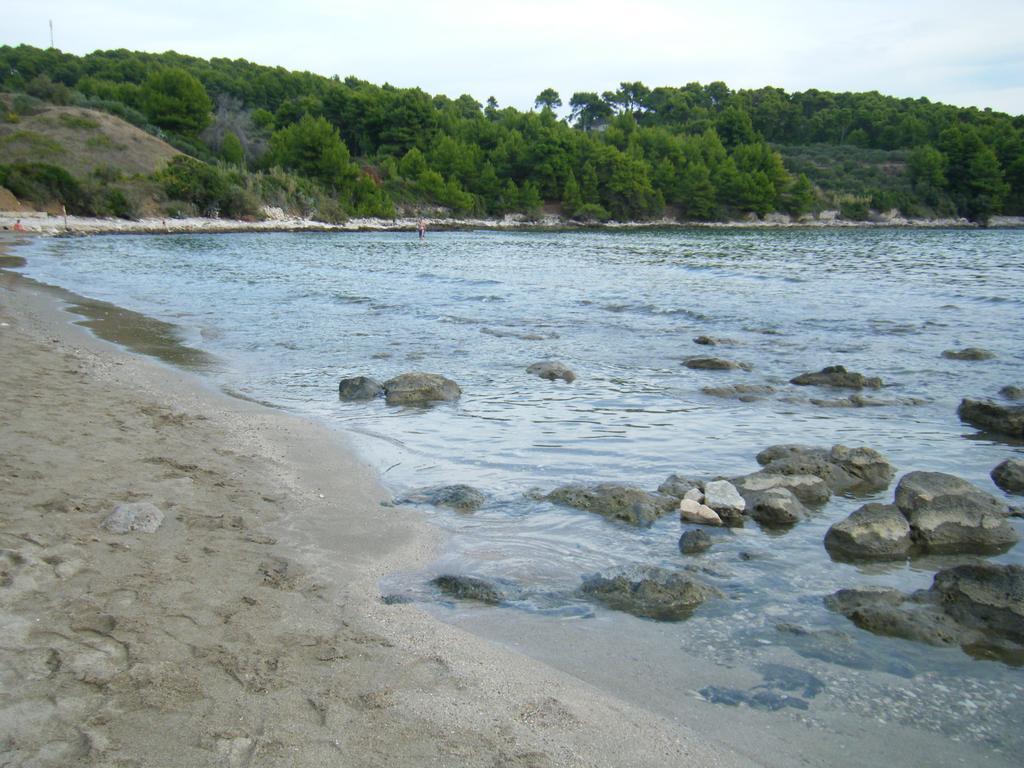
[
  {"x1": 102, "y1": 502, "x2": 165, "y2": 534},
  {"x1": 683, "y1": 487, "x2": 704, "y2": 503},
  {"x1": 679, "y1": 498, "x2": 723, "y2": 526}
]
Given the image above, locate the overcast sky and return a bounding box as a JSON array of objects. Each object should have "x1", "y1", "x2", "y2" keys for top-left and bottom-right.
[{"x1": 4, "y1": 0, "x2": 1023, "y2": 115}]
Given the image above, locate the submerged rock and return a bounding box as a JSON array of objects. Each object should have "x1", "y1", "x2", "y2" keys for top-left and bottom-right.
[
  {"x1": 102, "y1": 502, "x2": 165, "y2": 534},
  {"x1": 756, "y1": 444, "x2": 894, "y2": 495},
  {"x1": 338, "y1": 375, "x2": 384, "y2": 401},
  {"x1": 526, "y1": 360, "x2": 576, "y2": 383},
  {"x1": 894, "y1": 471, "x2": 1017, "y2": 554},
  {"x1": 383, "y1": 372, "x2": 461, "y2": 406},
  {"x1": 1000, "y1": 385, "x2": 1024, "y2": 401},
  {"x1": 579, "y1": 565, "x2": 723, "y2": 621},
  {"x1": 957, "y1": 398, "x2": 1024, "y2": 438},
  {"x1": 790, "y1": 365, "x2": 882, "y2": 389},
  {"x1": 992, "y1": 459, "x2": 1024, "y2": 494},
  {"x1": 398, "y1": 484, "x2": 486, "y2": 513},
  {"x1": 699, "y1": 686, "x2": 809, "y2": 712},
  {"x1": 732, "y1": 471, "x2": 831, "y2": 506},
  {"x1": 942, "y1": 347, "x2": 995, "y2": 361},
  {"x1": 826, "y1": 565, "x2": 1024, "y2": 660},
  {"x1": 657, "y1": 473, "x2": 702, "y2": 499},
  {"x1": 679, "y1": 529, "x2": 713, "y2": 554},
  {"x1": 432, "y1": 575, "x2": 504, "y2": 604},
  {"x1": 684, "y1": 356, "x2": 748, "y2": 371},
  {"x1": 702, "y1": 384, "x2": 776, "y2": 401},
  {"x1": 544, "y1": 483, "x2": 677, "y2": 526},
  {"x1": 824, "y1": 503, "x2": 912, "y2": 561}
]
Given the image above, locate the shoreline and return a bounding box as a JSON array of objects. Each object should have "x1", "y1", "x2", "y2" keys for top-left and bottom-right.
[
  {"x1": 0, "y1": 234, "x2": 755, "y2": 766},
  {"x1": 3, "y1": 211, "x2": 1023, "y2": 237}
]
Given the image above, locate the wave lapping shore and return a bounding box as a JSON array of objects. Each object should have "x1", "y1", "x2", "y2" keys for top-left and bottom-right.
[{"x1": 0, "y1": 240, "x2": 754, "y2": 766}]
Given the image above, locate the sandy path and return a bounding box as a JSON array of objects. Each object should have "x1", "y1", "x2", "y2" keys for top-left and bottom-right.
[{"x1": 0, "y1": 237, "x2": 754, "y2": 767}]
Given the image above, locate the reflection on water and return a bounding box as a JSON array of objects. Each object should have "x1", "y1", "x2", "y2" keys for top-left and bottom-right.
[{"x1": 13, "y1": 228, "x2": 1024, "y2": 767}]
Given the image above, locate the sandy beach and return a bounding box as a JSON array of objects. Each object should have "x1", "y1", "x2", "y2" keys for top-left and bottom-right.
[{"x1": 0, "y1": 233, "x2": 756, "y2": 767}]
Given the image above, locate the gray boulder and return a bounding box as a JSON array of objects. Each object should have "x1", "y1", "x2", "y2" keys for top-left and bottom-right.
[
  {"x1": 732, "y1": 471, "x2": 831, "y2": 506},
  {"x1": 958, "y1": 398, "x2": 1024, "y2": 438},
  {"x1": 544, "y1": 483, "x2": 677, "y2": 526},
  {"x1": 102, "y1": 502, "x2": 165, "y2": 534},
  {"x1": 824, "y1": 588, "x2": 968, "y2": 648},
  {"x1": 756, "y1": 444, "x2": 894, "y2": 495},
  {"x1": 894, "y1": 471, "x2": 1017, "y2": 554},
  {"x1": 679, "y1": 529, "x2": 713, "y2": 554},
  {"x1": 790, "y1": 365, "x2": 883, "y2": 389},
  {"x1": 942, "y1": 347, "x2": 995, "y2": 361},
  {"x1": 527, "y1": 360, "x2": 576, "y2": 383},
  {"x1": 338, "y1": 375, "x2": 384, "y2": 400},
  {"x1": 579, "y1": 565, "x2": 723, "y2": 621},
  {"x1": 824, "y1": 503, "x2": 912, "y2": 561},
  {"x1": 932, "y1": 564, "x2": 1024, "y2": 643},
  {"x1": 399, "y1": 484, "x2": 486, "y2": 513},
  {"x1": 992, "y1": 459, "x2": 1024, "y2": 494},
  {"x1": 383, "y1": 372, "x2": 461, "y2": 406},
  {"x1": 745, "y1": 488, "x2": 806, "y2": 528},
  {"x1": 693, "y1": 335, "x2": 734, "y2": 346},
  {"x1": 684, "y1": 356, "x2": 747, "y2": 371}
]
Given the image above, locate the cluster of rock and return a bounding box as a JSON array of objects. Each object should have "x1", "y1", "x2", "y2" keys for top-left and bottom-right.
[
  {"x1": 339, "y1": 372, "x2": 461, "y2": 406},
  {"x1": 825, "y1": 564, "x2": 1024, "y2": 662},
  {"x1": 825, "y1": 472, "x2": 1018, "y2": 560}
]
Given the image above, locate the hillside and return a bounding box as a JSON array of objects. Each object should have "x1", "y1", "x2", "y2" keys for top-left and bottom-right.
[{"x1": 1, "y1": 44, "x2": 1022, "y2": 223}]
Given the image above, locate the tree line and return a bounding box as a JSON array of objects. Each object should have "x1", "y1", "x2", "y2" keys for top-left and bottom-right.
[{"x1": 1, "y1": 44, "x2": 1021, "y2": 223}]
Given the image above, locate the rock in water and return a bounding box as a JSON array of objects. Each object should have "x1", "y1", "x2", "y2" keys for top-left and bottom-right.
[
  {"x1": 932, "y1": 564, "x2": 1024, "y2": 643},
  {"x1": 382, "y1": 373, "x2": 461, "y2": 406},
  {"x1": 580, "y1": 565, "x2": 723, "y2": 621},
  {"x1": 338, "y1": 375, "x2": 384, "y2": 400},
  {"x1": 679, "y1": 529, "x2": 713, "y2": 554},
  {"x1": 679, "y1": 498, "x2": 723, "y2": 526},
  {"x1": 957, "y1": 398, "x2": 1024, "y2": 438},
  {"x1": 526, "y1": 360, "x2": 576, "y2": 383},
  {"x1": 745, "y1": 488, "x2": 806, "y2": 528},
  {"x1": 942, "y1": 347, "x2": 995, "y2": 361},
  {"x1": 824, "y1": 503, "x2": 912, "y2": 560},
  {"x1": 790, "y1": 365, "x2": 883, "y2": 389},
  {"x1": 683, "y1": 356, "x2": 747, "y2": 370},
  {"x1": 432, "y1": 575, "x2": 504, "y2": 605},
  {"x1": 702, "y1": 479, "x2": 746, "y2": 526},
  {"x1": 732, "y1": 471, "x2": 832, "y2": 506},
  {"x1": 894, "y1": 471, "x2": 1017, "y2": 554},
  {"x1": 1000, "y1": 385, "x2": 1024, "y2": 401},
  {"x1": 657, "y1": 473, "x2": 702, "y2": 499},
  {"x1": 755, "y1": 444, "x2": 894, "y2": 495},
  {"x1": 398, "y1": 485, "x2": 486, "y2": 512},
  {"x1": 101, "y1": 502, "x2": 165, "y2": 534},
  {"x1": 992, "y1": 459, "x2": 1024, "y2": 494},
  {"x1": 544, "y1": 483, "x2": 677, "y2": 526}
]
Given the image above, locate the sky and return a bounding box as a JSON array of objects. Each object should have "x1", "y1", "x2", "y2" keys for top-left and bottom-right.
[{"x1": 4, "y1": 0, "x2": 1024, "y2": 116}]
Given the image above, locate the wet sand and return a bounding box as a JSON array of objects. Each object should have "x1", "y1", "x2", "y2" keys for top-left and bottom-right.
[{"x1": 0, "y1": 234, "x2": 754, "y2": 767}]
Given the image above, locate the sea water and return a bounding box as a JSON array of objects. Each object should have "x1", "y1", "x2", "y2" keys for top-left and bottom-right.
[{"x1": 13, "y1": 228, "x2": 1024, "y2": 766}]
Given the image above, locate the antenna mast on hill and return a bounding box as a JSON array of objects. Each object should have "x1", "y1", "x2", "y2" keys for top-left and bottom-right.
[{"x1": 49, "y1": 20, "x2": 54, "y2": 49}]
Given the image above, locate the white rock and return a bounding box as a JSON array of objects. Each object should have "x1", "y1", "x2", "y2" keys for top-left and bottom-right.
[
  {"x1": 683, "y1": 487, "x2": 704, "y2": 503},
  {"x1": 101, "y1": 502, "x2": 165, "y2": 534},
  {"x1": 703, "y1": 480, "x2": 746, "y2": 515},
  {"x1": 679, "y1": 498, "x2": 723, "y2": 526}
]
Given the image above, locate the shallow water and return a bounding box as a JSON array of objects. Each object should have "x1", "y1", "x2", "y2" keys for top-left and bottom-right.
[{"x1": 14, "y1": 228, "x2": 1024, "y2": 766}]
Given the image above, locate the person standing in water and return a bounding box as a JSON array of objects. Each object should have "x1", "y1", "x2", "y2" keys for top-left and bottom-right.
[{"x1": 417, "y1": 218, "x2": 426, "y2": 239}]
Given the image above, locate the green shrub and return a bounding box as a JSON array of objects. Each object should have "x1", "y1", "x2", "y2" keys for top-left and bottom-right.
[
  {"x1": 0, "y1": 161, "x2": 86, "y2": 211},
  {"x1": 58, "y1": 112, "x2": 99, "y2": 130}
]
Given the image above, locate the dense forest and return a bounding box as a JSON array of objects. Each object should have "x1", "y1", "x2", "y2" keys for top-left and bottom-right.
[{"x1": 1, "y1": 44, "x2": 1022, "y2": 223}]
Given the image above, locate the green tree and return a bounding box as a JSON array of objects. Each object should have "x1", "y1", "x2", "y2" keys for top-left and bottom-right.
[
  {"x1": 907, "y1": 145, "x2": 947, "y2": 206},
  {"x1": 561, "y1": 171, "x2": 583, "y2": 217},
  {"x1": 269, "y1": 113, "x2": 358, "y2": 189},
  {"x1": 535, "y1": 88, "x2": 562, "y2": 111},
  {"x1": 140, "y1": 68, "x2": 212, "y2": 135},
  {"x1": 569, "y1": 92, "x2": 613, "y2": 130},
  {"x1": 220, "y1": 131, "x2": 245, "y2": 166},
  {"x1": 966, "y1": 146, "x2": 1009, "y2": 223},
  {"x1": 579, "y1": 161, "x2": 600, "y2": 204}
]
